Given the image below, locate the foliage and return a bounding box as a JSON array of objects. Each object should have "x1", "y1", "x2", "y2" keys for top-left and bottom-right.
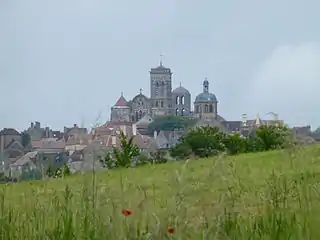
[
  {"x1": 99, "y1": 152, "x2": 114, "y2": 169},
  {"x1": 46, "y1": 164, "x2": 54, "y2": 177},
  {"x1": 255, "y1": 125, "x2": 291, "y2": 150},
  {"x1": 223, "y1": 133, "x2": 247, "y2": 155},
  {"x1": 170, "y1": 125, "x2": 291, "y2": 159},
  {"x1": 148, "y1": 115, "x2": 196, "y2": 135},
  {"x1": 172, "y1": 126, "x2": 226, "y2": 158},
  {"x1": 106, "y1": 131, "x2": 140, "y2": 168},
  {"x1": 46, "y1": 164, "x2": 71, "y2": 178},
  {"x1": 20, "y1": 168, "x2": 42, "y2": 181},
  {"x1": 170, "y1": 142, "x2": 193, "y2": 160},
  {"x1": 1, "y1": 146, "x2": 320, "y2": 239},
  {"x1": 21, "y1": 131, "x2": 31, "y2": 148},
  {"x1": 149, "y1": 150, "x2": 168, "y2": 164}
]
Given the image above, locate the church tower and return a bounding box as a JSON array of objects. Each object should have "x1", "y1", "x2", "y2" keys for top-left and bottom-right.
[{"x1": 150, "y1": 59, "x2": 172, "y2": 116}]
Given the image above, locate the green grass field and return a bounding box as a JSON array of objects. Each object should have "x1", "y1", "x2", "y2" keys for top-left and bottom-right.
[{"x1": 1, "y1": 145, "x2": 320, "y2": 239}]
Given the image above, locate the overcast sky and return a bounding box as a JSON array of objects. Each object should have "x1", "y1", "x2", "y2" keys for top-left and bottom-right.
[{"x1": 1, "y1": 0, "x2": 319, "y2": 131}]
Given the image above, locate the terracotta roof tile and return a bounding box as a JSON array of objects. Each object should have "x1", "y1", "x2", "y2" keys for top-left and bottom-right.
[{"x1": 114, "y1": 95, "x2": 128, "y2": 106}]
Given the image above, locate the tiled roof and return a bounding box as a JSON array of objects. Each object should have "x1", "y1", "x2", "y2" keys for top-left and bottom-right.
[
  {"x1": 114, "y1": 95, "x2": 128, "y2": 107},
  {"x1": 0, "y1": 128, "x2": 20, "y2": 136},
  {"x1": 93, "y1": 124, "x2": 151, "y2": 149},
  {"x1": 32, "y1": 139, "x2": 65, "y2": 150}
]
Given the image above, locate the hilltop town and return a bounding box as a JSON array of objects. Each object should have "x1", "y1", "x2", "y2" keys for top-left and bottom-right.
[{"x1": 0, "y1": 61, "x2": 316, "y2": 179}]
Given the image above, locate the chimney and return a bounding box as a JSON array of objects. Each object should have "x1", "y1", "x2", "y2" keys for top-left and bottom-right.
[
  {"x1": 154, "y1": 130, "x2": 157, "y2": 139},
  {"x1": 31, "y1": 122, "x2": 34, "y2": 128},
  {"x1": 111, "y1": 135, "x2": 116, "y2": 146},
  {"x1": 35, "y1": 121, "x2": 40, "y2": 129},
  {"x1": 132, "y1": 123, "x2": 137, "y2": 136}
]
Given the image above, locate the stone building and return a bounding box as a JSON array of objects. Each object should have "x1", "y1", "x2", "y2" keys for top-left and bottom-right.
[
  {"x1": 110, "y1": 61, "x2": 192, "y2": 122},
  {"x1": 108, "y1": 60, "x2": 283, "y2": 136}
]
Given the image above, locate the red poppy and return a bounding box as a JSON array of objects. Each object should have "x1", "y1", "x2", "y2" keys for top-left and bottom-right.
[
  {"x1": 121, "y1": 209, "x2": 132, "y2": 216},
  {"x1": 167, "y1": 226, "x2": 175, "y2": 234}
]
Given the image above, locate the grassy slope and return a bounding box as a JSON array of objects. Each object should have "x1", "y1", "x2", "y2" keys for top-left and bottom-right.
[{"x1": 2, "y1": 145, "x2": 320, "y2": 239}]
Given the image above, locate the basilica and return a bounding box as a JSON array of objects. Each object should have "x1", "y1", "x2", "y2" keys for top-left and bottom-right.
[
  {"x1": 109, "y1": 61, "x2": 283, "y2": 135},
  {"x1": 110, "y1": 61, "x2": 221, "y2": 123}
]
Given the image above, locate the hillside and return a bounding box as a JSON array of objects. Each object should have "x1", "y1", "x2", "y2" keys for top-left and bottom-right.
[{"x1": 1, "y1": 145, "x2": 320, "y2": 239}]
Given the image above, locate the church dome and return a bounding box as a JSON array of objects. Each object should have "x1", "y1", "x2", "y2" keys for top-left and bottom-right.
[
  {"x1": 195, "y1": 92, "x2": 217, "y2": 102},
  {"x1": 194, "y1": 78, "x2": 217, "y2": 103},
  {"x1": 172, "y1": 86, "x2": 190, "y2": 95}
]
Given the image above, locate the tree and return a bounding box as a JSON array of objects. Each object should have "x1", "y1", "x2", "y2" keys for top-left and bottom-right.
[
  {"x1": 171, "y1": 126, "x2": 227, "y2": 159},
  {"x1": 170, "y1": 142, "x2": 193, "y2": 160},
  {"x1": 224, "y1": 133, "x2": 247, "y2": 155},
  {"x1": 113, "y1": 130, "x2": 140, "y2": 168},
  {"x1": 255, "y1": 125, "x2": 290, "y2": 151},
  {"x1": 21, "y1": 131, "x2": 31, "y2": 148},
  {"x1": 148, "y1": 116, "x2": 196, "y2": 135}
]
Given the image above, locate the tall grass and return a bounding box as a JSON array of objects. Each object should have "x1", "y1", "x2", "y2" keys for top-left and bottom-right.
[{"x1": 1, "y1": 146, "x2": 320, "y2": 239}]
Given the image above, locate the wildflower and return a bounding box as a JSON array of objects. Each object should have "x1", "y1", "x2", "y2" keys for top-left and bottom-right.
[
  {"x1": 121, "y1": 209, "x2": 132, "y2": 216},
  {"x1": 167, "y1": 226, "x2": 175, "y2": 234}
]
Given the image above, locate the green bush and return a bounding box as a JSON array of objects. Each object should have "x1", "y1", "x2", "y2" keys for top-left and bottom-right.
[{"x1": 170, "y1": 125, "x2": 291, "y2": 159}]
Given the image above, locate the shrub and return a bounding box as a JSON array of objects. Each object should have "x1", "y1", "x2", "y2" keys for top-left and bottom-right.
[
  {"x1": 149, "y1": 150, "x2": 168, "y2": 164},
  {"x1": 224, "y1": 133, "x2": 247, "y2": 155}
]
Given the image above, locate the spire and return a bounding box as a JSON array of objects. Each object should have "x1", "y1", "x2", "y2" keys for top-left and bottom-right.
[
  {"x1": 179, "y1": 82, "x2": 181, "y2": 87},
  {"x1": 203, "y1": 77, "x2": 209, "y2": 93},
  {"x1": 255, "y1": 113, "x2": 261, "y2": 126},
  {"x1": 114, "y1": 94, "x2": 128, "y2": 107},
  {"x1": 139, "y1": 88, "x2": 143, "y2": 94},
  {"x1": 159, "y1": 53, "x2": 163, "y2": 67}
]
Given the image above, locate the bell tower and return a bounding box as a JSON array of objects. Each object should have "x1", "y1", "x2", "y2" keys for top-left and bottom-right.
[{"x1": 150, "y1": 55, "x2": 172, "y2": 116}]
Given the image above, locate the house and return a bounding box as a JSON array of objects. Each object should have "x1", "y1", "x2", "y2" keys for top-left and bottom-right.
[
  {"x1": 67, "y1": 142, "x2": 111, "y2": 173},
  {"x1": 65, "y1": 134, "x2": 91, "y2": 154},
  {"x1": 26, "y1": 122, "x2": 63, "y2": 141},
  {"x1": 31, "y1": 138, "x2": 65, "y2": 152},
  {"x1": 0, "y1": 128, "x2": 25, "y2": 167},
  {"x1": 93, "y1": 122, "x2": 152, "y2": 151}
]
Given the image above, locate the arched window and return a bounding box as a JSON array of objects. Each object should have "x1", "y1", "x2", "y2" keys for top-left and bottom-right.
[
  {"x1": 209, "y1": 104, "x2": 213, "y2": 113},
  {"x1": 161, "y1": 101, "x2": 164, "y2": 107},
  {"x1": 176, "y1": 96, "x2": 179, "y2": 105},
  {"x1": 195, "y1": 105, "x2": 199, "y2": 113},
  {"x1": 139, "y1": 110, "x2": 142, "y2": 119},
  {"x1": 175, "y1": 108, "x2": 179, "y2": 116},
  {"x1": 135, "y1": 112, "x2": 139, "y2": 121},
  {"x1": 205, "y1": 104, "x2": 209, "y2": 113},
  {"x1": 180, "y1": 96, "x2": 185, "y2": 105},
  {"x1": 181, "y1": 108, "x2": 185, "y2": 116}
]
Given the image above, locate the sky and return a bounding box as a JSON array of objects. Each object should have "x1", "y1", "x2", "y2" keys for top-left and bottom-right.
[{"x1": 1, "y1": 0, "x2": 319, "y2": 131}]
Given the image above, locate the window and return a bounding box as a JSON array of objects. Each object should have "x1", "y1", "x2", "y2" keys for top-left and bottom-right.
[
  {"x1": 181, "y1": 108, "x2": 185, "y2": 116},
  {"x1": 156, "y1": 101, "x2": 158, "y2": 107},
  {"x1": 161, "y1": 101, "x2": 164, "y2": 107},
  {"x1": 205, "y1": 105, "x2": 209, "y2": 113},
  {"x1": 176, "y1": 96, "x2": 179, "y2": 105},
  {"x1": 209, "y1": 104, "x2": 213, "y2": 113},
  {"x1": 175, "y1": 108, "x2": 179, "y2": 116},
  {"x1": 195, "y1": 106, "x2": 199, "y2": 113},
  {"x1": 180, "y1": 96, "x2": 185, "y2": 105}
]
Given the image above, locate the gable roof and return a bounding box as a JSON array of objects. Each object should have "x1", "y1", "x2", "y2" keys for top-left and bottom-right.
[
  {"x1": 136, "y1": 115, "x2": 153, "y2": 126},
  {"x1": 5, "y1": 139, "x2": 24, "y2": 150},
  {"x1": 32, "y1": 139, "x2": 65, "y2": 150},
  {"x1": 0, "y1": 128, "x2": 20, "y2": 136},
  {"x1": 114, "y1": 95, "x2": 128, "y2": 107}
]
